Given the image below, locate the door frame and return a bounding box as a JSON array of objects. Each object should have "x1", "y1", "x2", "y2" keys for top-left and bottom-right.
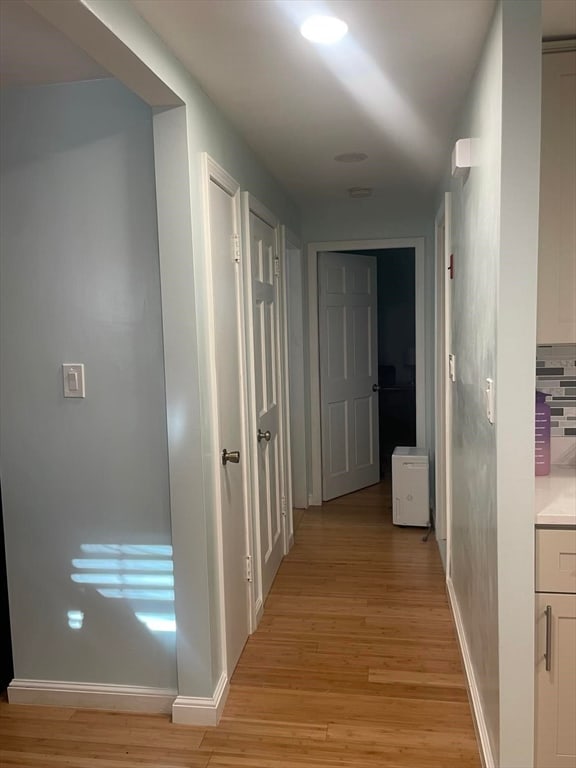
[
  {"x1": 307, "y1": 238, "x2": 426, "y2": 506},
  {"x1": 282, "y1": 227, "x2": 309, "y2": 511},
  {"x1": 200, "y1": 154, "x2": 254, "y2": 659},
  {"x1": 242, "y1": 193, "x2": 292, "y2": 625},
  {"x1": 279, "y1": 225, "x2": 299, "y2": 543},
  {"x1": 434, "y1": 193, "x2": 452, "y2": 577}
]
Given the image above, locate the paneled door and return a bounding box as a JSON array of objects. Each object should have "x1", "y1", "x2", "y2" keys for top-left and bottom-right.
[
  {"x1": 203, "y1": 157, "x2": 250, "y2": 674},
  {"x1": 245, "y1": 198, "x2": 284, "y2": 603},
  {"x1": 318, "y1": 252, "x2": 379, "y2": 501},
  {"x1": 535, "y1": 592, "x2": 576, "y2": 767}
]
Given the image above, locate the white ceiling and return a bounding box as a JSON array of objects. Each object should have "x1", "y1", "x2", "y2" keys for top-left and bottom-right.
[
  {"x1": 130, "y1": 0, "x2": 576, "y2": 204},
  {"x1": 131, "y1": 0, "x2": 499, "y2": 203},
  {"x1": 0, "y1": 0, "x2": 108, "y2": 87},
  {"x1": 1, "y1": 0, "x2": 574, "y2": 204},
  {"x1": 543, "y1": 0, "x2": 576, "y2": 38}
]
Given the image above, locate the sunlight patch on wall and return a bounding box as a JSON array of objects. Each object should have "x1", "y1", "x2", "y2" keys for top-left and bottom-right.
[
  {"x1": 67, "y1": 610, "x2": 84, "y2": 629},
  {"x1": 70, "y1": 543, "x2": 176, "y2": 634}
]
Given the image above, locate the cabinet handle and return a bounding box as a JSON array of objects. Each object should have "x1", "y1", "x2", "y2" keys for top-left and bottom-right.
[{"x1": 545, "y1": 604, "x2": 552, "y2": 672}]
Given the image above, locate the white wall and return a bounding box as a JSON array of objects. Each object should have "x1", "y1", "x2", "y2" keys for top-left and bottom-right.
[
  {"x1": 496, "y1": 3, "x2": 540, "y2": 764},
  {"x1": 445, "y1": 2, "x2": 541, "y2": 765},
  {"x1": 0, "y1": 79, "x2": 176, "y2": 689},
  {"x1": 27, "y1": 0, "x2": 301, "y2": 701}
]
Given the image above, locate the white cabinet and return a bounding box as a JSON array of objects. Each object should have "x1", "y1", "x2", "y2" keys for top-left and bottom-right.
[
  {"x1": 537, "y1": 50, "x2": 576, "y2": 344},
  {"x1": 535, "y1": 528, "x2": 576, "y2": 768}
]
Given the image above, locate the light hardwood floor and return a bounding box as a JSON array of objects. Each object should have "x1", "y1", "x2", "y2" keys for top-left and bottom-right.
[{"x1": 0, "y1": 482, "x2": 480, "y2": 767}]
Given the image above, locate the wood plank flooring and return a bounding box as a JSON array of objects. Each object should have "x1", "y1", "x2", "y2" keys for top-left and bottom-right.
[{"x1": 0, "y1": 482, "x2": 480, "y2": 767}]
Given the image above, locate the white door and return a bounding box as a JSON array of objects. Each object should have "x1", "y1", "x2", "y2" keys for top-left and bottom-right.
[
  {"x1": 318, "y1": 251, "x2": 379, "y2": 501},
  {"x1": 245, "y1": 200, "x2": 284, "y2": 601},
  {"x1": 204, "y1": 157, "x2": 249, "y2": 674}
]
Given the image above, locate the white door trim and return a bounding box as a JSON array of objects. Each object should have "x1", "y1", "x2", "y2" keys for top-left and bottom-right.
[
  {"x1": 434, "y1": 194, "x2": 453, "y2": 579},
  {"x1": 200, "y1": 154, "x2": 253, "y2": 663},
  {"x1": 434, "y1": 195, "x2": 448, "y2": 567},
  {"x1": 308, "y1": 238, "x2": 426, "y2": 506},
  {"x1": 280, "y1": 225, "x2": 297, "y2": 549},
  {"x1": 283, "y1": 227, "x2": 309, "y2": 511}
]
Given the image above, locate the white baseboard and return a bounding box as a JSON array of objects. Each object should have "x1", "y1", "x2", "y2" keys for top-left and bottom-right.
[
  {"x1": 447, "y1": 578, "x2": 496, "y2": 768},
  {"x1": 8, "y1": 679, "x2": 176, "y2": 713},
  {"x1": 171, "y1": 672, "x2": 228, "y2": 726}
]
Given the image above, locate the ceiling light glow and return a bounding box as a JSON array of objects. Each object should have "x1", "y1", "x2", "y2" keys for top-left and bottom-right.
[{"x1": 300, "y1": 15, "x2": 348, "y2": 45}]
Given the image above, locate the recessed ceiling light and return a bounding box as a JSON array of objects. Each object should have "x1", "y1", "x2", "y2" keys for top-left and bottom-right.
[
  {"x1": 348, "y1": 187, "x2": 373, "y2": 198},
  {"x1": 334, "y1": 152, "x2": 368, "y2": 163},
  {"x1": 300, "y1": 15, "x2": 348, "y2": 45}
]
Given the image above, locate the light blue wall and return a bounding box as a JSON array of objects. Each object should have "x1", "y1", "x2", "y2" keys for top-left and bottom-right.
[
  {"x1": 449, "y1": 8, "x2": 502, "y2": 755},
  {"x1": 0, "y1": 79, "x2": 176, "y2": 689},
  {"x1": 59, "y1": 0, "x2": 302, "y2": 698},
  {"x1": 445, "y1": 2, "x2": 540, "y2": 765}
]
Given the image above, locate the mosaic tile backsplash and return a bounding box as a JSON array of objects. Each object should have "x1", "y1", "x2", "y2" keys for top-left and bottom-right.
[{"x1": 536, "y1": 344, "x2": 576, "y2": 438}]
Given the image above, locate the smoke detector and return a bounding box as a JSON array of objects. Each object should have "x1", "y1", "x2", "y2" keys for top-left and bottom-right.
[
  {"x1": 334, "y1": 152, "x2": 368, "y2": 163},
  {"x1": 348, "y1": 187, "x2": 372, "y2": 198}
]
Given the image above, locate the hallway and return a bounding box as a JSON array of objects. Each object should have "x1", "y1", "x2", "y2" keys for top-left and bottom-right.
[
  {"x1": 0, "y1": 482, "x2": 481, "y2": 767},
  {"x1": 216, "y1": 481, "x2": 480, "y2": 766}
]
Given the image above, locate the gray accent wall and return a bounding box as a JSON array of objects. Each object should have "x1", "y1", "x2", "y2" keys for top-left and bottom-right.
[{"x1": 0, "y1": 79, "x2": 176, "y2": 688}]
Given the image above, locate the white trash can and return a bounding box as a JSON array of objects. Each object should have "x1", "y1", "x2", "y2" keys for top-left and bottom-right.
[{"x1": 392, "y1": 447, "x2": 429, "y2": 527}]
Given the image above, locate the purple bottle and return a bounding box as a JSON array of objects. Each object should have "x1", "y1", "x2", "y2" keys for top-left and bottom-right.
[{"x1": 535, "y1": 391, "x2": 551, "y2": 476}]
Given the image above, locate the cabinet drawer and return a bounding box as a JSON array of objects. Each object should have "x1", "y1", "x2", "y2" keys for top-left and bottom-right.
[{"x1": 536, "y1": 529, "x2": 576, "y2": 593}]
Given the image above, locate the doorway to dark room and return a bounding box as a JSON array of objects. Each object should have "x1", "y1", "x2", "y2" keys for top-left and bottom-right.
[
  {"x1": 334, "y1": 247, "x2": 416, "y2": 479},
  {"x1": 373, "y1": 247, "x2": 417, "y2": 476},
  {"x1": 317, "y1": 246, "x2": 417, "y2": 500}
]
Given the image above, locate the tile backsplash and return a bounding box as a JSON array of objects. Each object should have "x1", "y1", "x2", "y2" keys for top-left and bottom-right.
[{"x1": 536, "y1": 344, "x2": 576, "y2": 437}]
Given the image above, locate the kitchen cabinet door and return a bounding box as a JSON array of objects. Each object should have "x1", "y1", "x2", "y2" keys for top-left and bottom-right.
[
  {"x1": 537, "y1": 51, "x2": 576, "y2": 344},
  {"x1": 535, "y1": 593, "x2": 576, "y2": 768}
]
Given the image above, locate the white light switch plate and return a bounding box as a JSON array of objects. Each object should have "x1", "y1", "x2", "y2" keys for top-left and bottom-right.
[
  {"x1": 63, "y1": 364, "x2": 85, "y2": 398},
  {"x1": 485, "y1": 377, "x2": 495, "y2": 424}
]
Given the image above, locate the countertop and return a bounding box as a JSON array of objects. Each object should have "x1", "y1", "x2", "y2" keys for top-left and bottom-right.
[{"x1": 535, "y1": 465, "x2": 576, "y2": 526}]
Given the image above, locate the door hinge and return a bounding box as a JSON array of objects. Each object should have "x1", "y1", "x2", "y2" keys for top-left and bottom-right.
[
  {"x1": 244, "y1": 555, "x2": 253, "y2": 582},
  {"x1": 274, "y1": 256, "x2": 281, "y2": 278},
  {"x1": 232, "y1": 233, "x2": 241, "y2": 263},
  {"x1": 281, "y1": 496, "x2": 287, "y2": 517}
]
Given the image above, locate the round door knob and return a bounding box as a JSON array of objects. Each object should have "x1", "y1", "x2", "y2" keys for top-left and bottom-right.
[
  {"x1": 221, "y1": 449, "x2": 240, "y2": 465},
  {"x1": 257, "y1": 429, "x2": 271, "y2": 443},
  {"x1": 372, "y1": 383, "x2": 382, "y2": 392}
]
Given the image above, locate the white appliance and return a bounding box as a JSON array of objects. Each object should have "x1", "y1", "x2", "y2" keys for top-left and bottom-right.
[{"x1": 392, "y1": 447, "x2": 429, "y2": 527}]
